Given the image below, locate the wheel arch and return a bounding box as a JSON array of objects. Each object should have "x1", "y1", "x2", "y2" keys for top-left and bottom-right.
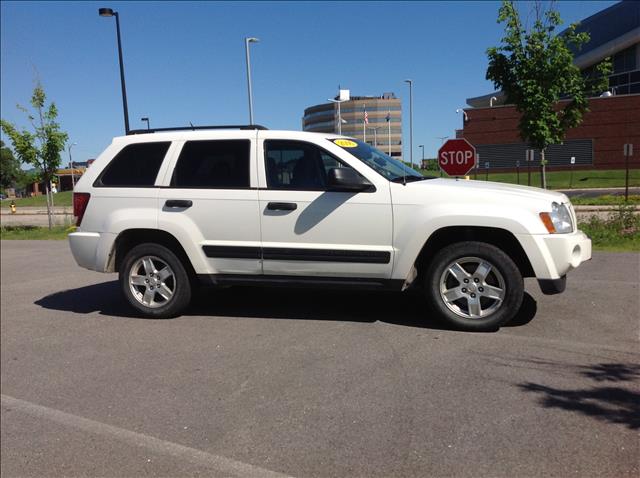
[
  {"x1": 108, "y1": 229, "x2": 196, "y2": 280},
  {"x1": 414, "y1": 226, "x2": 535, "y2": 282}
]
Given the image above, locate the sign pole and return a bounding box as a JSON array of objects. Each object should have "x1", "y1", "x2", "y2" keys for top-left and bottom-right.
[
  {"x1": 569, "y1": 156, "x2": 575, "y2": 189},
  {"x1": 624, "y1": 144, "x2": 633, "y2": 202}
]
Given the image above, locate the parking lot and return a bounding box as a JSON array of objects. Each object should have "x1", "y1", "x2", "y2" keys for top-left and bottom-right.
[{"x1": 1, "y1": 240, "x2": 638, "y2": 477}]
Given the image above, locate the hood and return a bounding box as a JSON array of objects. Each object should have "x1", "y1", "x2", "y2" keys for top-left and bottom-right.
[{"x1": 409, "y1": 178, "x2": 569, "y2": 204}]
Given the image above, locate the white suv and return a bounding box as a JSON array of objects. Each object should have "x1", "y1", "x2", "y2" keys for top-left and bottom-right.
[{"x1": 69, "y1": 126, "x2": 591, "y2": 331}]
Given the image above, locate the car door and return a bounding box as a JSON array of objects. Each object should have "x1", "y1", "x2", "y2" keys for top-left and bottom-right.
[
  {"x1": 257, "y1": 134, "x2": 394, "y2": 279},
  {"x1": 157, "y1": 133, "x2": 262, "y2": 276}
]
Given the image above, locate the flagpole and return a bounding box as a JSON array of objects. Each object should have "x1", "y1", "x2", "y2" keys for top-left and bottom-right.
[
  {"x1": 363, "y1": 104, "x2": 366, "y2": 143},
  {"x1": 387, "y1": 108, "x2": 391, "y2": 156}
]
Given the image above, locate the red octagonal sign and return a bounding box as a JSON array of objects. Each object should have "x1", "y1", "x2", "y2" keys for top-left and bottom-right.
[{"x1": 438, "y1": 138, "x2": 477, "y2": 177}]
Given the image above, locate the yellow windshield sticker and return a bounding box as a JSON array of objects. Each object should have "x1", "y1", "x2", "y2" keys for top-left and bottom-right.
[{"x1": 334, "y1": 139, "x2": 358, "y2": 148}]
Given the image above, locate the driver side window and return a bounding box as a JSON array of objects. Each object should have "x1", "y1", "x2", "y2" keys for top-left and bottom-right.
[{"x1": 264, "y1": 140, "x2": 351, "y2": 190}]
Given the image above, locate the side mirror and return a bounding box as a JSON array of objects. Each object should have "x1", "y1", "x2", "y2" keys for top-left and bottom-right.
[{"x1": 327, "y1": 168, "x2": 374, "y2": 192}]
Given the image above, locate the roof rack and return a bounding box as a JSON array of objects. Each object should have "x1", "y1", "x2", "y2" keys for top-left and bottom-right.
[{"x1": 127, "y1": 124, "x2": 268, "y2": 135}]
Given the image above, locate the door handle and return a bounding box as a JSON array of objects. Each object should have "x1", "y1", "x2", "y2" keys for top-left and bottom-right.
[
  {"x1": 165, "y1": 199, "x2": 193, "y2": 208},
  {"x1": 267, "y1": 202, "x2": 297, "y2": 211}
]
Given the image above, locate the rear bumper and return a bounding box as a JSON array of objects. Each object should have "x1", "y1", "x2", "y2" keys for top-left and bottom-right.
[{"x1": 68, "y1": 231, "x2": 116, "y2": 272}]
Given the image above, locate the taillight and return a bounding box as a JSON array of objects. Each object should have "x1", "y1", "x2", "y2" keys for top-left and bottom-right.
[{"x1": 73, "y1": 193, "x2": 90, "y2": 227}]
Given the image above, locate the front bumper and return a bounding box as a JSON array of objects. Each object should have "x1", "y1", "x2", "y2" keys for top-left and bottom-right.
[{"x1": 516, "y1": 229, "x2": 592, "y2": 282}]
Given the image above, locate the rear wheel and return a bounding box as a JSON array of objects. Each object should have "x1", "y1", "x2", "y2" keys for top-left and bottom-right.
[
  {"x1": 120, "y1": 243, "x2": 192, "y2": 318},
  {"x1": 424, "y1": 241, "x2": 523, "y2": 331}
]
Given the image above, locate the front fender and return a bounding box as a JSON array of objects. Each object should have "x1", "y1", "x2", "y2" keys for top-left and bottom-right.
[{"x1": 391, "y1": 203, "x2": 541, "y2": 280}]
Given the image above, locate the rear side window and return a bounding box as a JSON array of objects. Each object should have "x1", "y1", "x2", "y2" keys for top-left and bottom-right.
[
  {"x1": 171, "y1": 140, "x2": 250, "y2": 188},
  {"x1": 96, "y1": 142, "x2": 170, "y2": 187}
]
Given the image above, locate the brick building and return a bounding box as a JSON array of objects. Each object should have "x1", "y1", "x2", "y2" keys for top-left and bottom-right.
[
  {"x1": 460, "y1": 0, "x2": 639, "y2": 171},
  {"x1": 460, "y1": 95, "x2": 639, "y2": 170}
]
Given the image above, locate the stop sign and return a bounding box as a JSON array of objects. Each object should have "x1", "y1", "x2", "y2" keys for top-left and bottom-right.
[{"x1": 438, "y1": 139, "x2": 477, "y2": 176}]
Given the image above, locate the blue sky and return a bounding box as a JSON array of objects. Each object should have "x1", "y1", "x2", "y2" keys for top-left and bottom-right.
[{"x1": 1, "y1": 0, "x2": 616, "y2": 163}]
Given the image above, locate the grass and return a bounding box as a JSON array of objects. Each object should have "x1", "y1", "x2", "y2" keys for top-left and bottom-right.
[
  {"x1": 570, "y1": 195, "x2": 640, "y2": 206},
  {"x1": 578, "y1": 204, "x2": 640, "y2": 252},
  {"x1": 0, "y1": 225, "x2": 75, "y2": 240},
  {"x1": 422, "y1": 168, "x2": 640, "y2": 190},
  {"x1": 1, "y1": 191, "x2": 72, "y2": 207}
]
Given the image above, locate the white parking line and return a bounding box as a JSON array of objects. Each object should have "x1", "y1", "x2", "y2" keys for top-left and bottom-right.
[{"x1": 1, "y1": 394, "x2": 292, "y2": 478}]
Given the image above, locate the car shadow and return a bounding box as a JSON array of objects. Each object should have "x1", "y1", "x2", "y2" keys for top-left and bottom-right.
[{"x1": 34, "y1": 280, "x2": 538, "y2": 331}]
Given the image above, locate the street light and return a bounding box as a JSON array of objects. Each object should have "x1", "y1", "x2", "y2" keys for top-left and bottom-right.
[
  {"x1": 327, "y1": 98, "x2": 346, "y2": 135},
  {"x1": 456, "y1": 108, "x2": 469, "y2": 121},
  {"x1": 245, "y1": 37, "x2": 259, "y2": 125},
  {"x1": 68, "y1": 142, "x2": 77, "y2": 189},
  {"x1": 404, "y1": 79, "x2": 413, "y2": 168},
  {"x1": 419, "y1": 144, "x2": 425, "y2": 169},
  {"x1": 436, "y1": 136, "x2": 449, "y2": 144},
  {"x1": 141, "y1": 117, "x2": 150, "y2": 130},
  {"x1": 99, "y1": 7, "x2": 130, "y2": 135}
]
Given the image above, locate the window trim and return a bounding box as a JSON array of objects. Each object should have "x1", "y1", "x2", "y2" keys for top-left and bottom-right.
[
  {"x1": 168, "y1": 139, "x2": 252, "y2": 190},
  {"x1": 93, "y1": 141, "x2": 171, "y2": 188},
  {"x1": 263, "y1": 139, "x2": 374, "y2": 192}
]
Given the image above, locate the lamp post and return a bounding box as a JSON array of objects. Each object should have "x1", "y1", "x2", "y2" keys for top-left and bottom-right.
[
  {"x1": 245, "y1": 37, "x2": 259, "y2": 125},
  {"x1": 99, "y1": 8, "x2": 130, "y2": 135},
  {"x1": 404, "y1": 79, "x2": 413, "y2": 168},
  {"x1": 68, "y1": 142, "x2": 77, "y2": 189},
  {"x1": 327, "y1": 98, "x2": 346, "y2": 135},
  {"x1": 436, "y1": 136, "x2": 449, "y2": 144},
  {"x1": 419, "y1": 144, "x2": 424, "y2": 169},
  {"x1": 141, "y1": 117, "x2": 150, "y2": 130}
]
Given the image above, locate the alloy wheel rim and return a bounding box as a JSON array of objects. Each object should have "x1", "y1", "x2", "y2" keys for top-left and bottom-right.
[
  {"x1": 439, "y1": 256, "x2": 506, "y2": 319},
  {"x1": 129, "y1": 256, "x2": 176, "y2": 309}
]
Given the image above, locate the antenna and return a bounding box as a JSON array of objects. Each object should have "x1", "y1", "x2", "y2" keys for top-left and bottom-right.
[{"x1": 189, "y1": 122, "x2": 195, "y2": 130}]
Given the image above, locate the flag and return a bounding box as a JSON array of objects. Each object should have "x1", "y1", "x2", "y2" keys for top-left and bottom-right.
[
  {"x1": 364, "y1": 107, "x2": 369, "y2": 125},
  {"x1": 385, "y1": 111, "x2": 391, "y2": 122}
]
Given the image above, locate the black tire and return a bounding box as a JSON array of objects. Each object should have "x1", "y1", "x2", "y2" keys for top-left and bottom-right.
[
  {"x1": 119, "y1": 243, "x2": 192, "y2": 319},
  {"x1": 424, "y1": 241, "x2": 524, "y2": 331}
]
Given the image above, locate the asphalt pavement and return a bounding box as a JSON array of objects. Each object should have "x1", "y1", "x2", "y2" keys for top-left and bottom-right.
[{"x1": 1, "y1": 241, "x2": 638, "y2": 477}]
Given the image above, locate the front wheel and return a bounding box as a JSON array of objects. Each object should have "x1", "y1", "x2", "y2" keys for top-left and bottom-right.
[
  {"x1": 119, "y1": 243, "x2": 192, "y2": 319},
  {"x1": 424, "y1": 241, "x2": 524, "y2": 331}
]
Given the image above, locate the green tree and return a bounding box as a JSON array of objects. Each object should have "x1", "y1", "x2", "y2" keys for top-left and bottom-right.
[
  {"x1": 1, "y1": 83, "x2": 68, "y2": 227},
  {"x1": 1, "y1": 140, "x2": 22, "y2": 190},
  {"x1": 486, "y1": 1, "x2": 610, "y2": 188}
]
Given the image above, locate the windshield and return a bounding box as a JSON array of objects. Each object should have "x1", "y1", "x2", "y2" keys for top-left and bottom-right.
[{"x1": 330, "y1": 138, "x2": 431, "y2": 182}]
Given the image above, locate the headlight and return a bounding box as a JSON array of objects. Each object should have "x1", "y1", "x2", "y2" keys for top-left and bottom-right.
[{"x1": 539, "y1": 202, "x2": 573, "y2": 234}]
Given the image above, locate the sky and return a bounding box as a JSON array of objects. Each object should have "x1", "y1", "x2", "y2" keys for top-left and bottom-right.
[{"x1": 1, "y1": 0, "x2": 617, "y2": 164}]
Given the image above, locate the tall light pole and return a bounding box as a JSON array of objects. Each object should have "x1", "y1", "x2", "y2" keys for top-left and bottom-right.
[
  {"x1": 327, "y1": 98, "x2": 346, "y2": 135},
  {"x1": 68, "y1": 142, "x2": 77, "y2": 189},
  {"x1": 245, "y1": 37, "x2": 259, "y2": 125},
  {"x1": 99, "y1": 8, "x2": 130, "y2": 135},
  {"x1": 436, "y1": 136, "x2": 449, "y2": 144},
  {"x1": 404, "y1": 79, "x2": 413, "y2": 168},
  {"x1": 419, "y1": 144, "x2": 424, "y2": 169},
  {"x1": 141, "y1": 117, "x2": 150, "y2": 130}
]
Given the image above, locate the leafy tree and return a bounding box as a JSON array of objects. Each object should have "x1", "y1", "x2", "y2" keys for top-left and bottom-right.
[
  {"x1": 486, "y1": 1, "x2": 610, "y2": 188},
  {"x1": 1, "y1": 83, "x2": 68, "y2": 227},
  {"x1": 1, "y1": 140, "x2": 22, "y2": 190}
]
